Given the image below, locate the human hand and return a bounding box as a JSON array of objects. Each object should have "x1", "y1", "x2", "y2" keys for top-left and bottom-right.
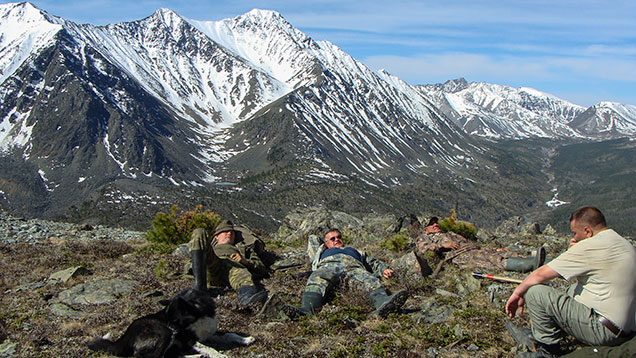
[
  {"x1": 568, "y1": 238, "x2": 578, "y2": 248},
  {"x1": 441, "y1": 241, "x2": 460, "y2": 250},
  {"x1": 505, "y1": 293, "x2": 525, "y2": 318},
  {"x1": 230, "y1": 253, "x2": 248, "y2": 266},
  {"x1": 382, "y1": 268, "x2": 394, "y2": 279}
]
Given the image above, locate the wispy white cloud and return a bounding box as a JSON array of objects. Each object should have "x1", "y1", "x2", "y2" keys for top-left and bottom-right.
[
  {"x1": 20, "y1": 0, "x2": 636, "y2": 106},
  {"x1": 363, "y1": 52, "x2": 636, "y2": 106}
]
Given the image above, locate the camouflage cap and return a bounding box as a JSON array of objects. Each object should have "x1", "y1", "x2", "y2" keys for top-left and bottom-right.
[
  {"x1": 426, "y1": 216, "x2": 439, "y2": 227},
  {"x1": 214, "y1": 220, "x2": 234, "y2": 237}
]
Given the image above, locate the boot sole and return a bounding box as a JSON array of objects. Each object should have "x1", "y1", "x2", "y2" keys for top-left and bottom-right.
[{"x1": 375, "y1": 290, "x2": 409, "y2": 318}]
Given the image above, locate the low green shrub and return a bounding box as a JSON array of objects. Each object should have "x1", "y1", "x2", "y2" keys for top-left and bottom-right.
[
  {"x1": 439, "y1": 209, "x2": 477, "y2": 240},
  {"x1": 154, "y1": 258, "x2": 170, "y2": 280},
  {"x1": 380, "y1": 233, "x2": 409, "y2": 252},
  {"x1": 145, "y1": 205, "x2": 220, "y2": 253}
]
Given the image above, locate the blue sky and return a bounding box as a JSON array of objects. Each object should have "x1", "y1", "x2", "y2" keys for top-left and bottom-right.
[{"x1": 15, "y1": 0, "x2": 636, "y2": 107}]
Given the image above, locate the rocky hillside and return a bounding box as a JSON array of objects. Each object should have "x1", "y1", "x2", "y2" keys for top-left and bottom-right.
[{"x1": 2, "y1": 208, "x2": 624, "y2": 357}]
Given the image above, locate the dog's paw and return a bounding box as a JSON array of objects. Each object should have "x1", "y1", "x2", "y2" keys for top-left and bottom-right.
[
  {"x1": 240, "y1": 335, "x2": 255, "y2": 346},
  {"x1": 102, "y1": 332, "x2": 113, "y2": 340},
  {"x1": 191, "y1": 342, "x2": 227, "y2": 358}
]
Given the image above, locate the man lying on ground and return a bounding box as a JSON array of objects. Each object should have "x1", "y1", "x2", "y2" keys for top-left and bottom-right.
[
  {"x1": 283, "y1": 228, "x2": 409, "y2": 318},
  {"x1": 415, "y1": 216, "x2": 546, "y2": 275}
]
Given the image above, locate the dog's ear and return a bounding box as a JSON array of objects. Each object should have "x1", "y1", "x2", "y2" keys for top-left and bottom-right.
[{"x1": 166, "y1": 297, "x2": 199, "y2": 327}]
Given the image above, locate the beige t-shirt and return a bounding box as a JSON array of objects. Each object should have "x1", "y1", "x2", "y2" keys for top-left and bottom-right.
[{"x1": 548, "y1": 229, "x2": 636, "y2": 331}]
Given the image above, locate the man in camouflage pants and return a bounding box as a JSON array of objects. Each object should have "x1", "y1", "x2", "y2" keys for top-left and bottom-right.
[
  {"x1": 286, "y1": 228, "x2": 409, "y2": 318},
  {"x1": 189, "y1": 220, "x2": 269, "y2": 306}
]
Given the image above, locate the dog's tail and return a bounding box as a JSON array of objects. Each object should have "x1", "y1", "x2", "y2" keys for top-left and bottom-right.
[{"x1": 87, "y1": 336, "x2": 131, "y2": 356}]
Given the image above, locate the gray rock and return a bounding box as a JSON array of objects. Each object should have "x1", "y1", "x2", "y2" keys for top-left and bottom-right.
[
  {"x1": 275, "y1": 206, "x2": 423, "y2": 250},
  {"x1": 416, "y1": 296, "x2": 455, "y2": 324},
  {"x1": 495, "y1": 216, "x2": 526, "y2": 235},
  {"x1": 48, "y1": 266, "x2": 91, "y2": 283},
  {"x1": 392, "y1": 251, "x2": 421, "y2": 277},
  {"x1": 522, "y1": 222, "x2": 541, "y2": 235},
  {"x1": 543, "y1": 224, "x2": 557, "y2": 236},
  {"x1": 0, "y1": 341, "x2": 17, "y2": 358},
  {"x1": 435, "y1": 289, "x2": 460, "y2": 298},
  {"x1": 467, "y1": 343, "x2": 480, "y2": 351},
  {"x1": 50, "y1": 303, "x2": 83, "y2": 318},
  {"x1": 173, "y1": 243, "x2": 190, "y2": 258},
  {"x1": 57, "y1": 279, "x2": 138, "y2": 305},
  {"x1": 453, "y1": 324, "x2": 463, "y2": 338},
  {"x1": 455, "y1": 273, "x2": 481, "y2": 295}
]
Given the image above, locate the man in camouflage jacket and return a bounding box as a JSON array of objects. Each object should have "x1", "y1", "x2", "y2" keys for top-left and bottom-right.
[
  {"x1": 287, "y1": 228, "x2": 408, "y2": 318},
  {"x1": 189, "y1": 220, "x2": 269, "y2": 306}
]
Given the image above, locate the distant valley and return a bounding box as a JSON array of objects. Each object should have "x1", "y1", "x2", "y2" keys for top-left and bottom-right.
[{"x1": 1, "y1": 2, "x2": 635, "y2": 235}]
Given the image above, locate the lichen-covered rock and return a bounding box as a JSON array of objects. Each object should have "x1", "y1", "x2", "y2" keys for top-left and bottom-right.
[
  {"x1": 275, "y1": 206, "x2": 419, "y2": 246},
  {"x1": 57, "y1": 278, "x2": 138, "y2": 305},
  {"x1": 521, "y1": 222, "x2": 541, "y2": 235},
  {"x1": 543, "y1": 224, "x2": 557, "y2": 236},
  {"x1": 276, "y1": 206, "x2": 361, "y2": 243}
]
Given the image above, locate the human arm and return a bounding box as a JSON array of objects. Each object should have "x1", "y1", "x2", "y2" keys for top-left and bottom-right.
[
  {"x1": 416, "y1": 233, "x2": 459, "y2": 255},
  {"x1": 505, "y1": 265, "x2": 561, "y2": 318},
  {"x1": 441, "y1": 241, "x2": 460, "y2": 250},
  {"x1": 362, "y1": 252, "x2": 390, "y2": 277},
  {"x1": 230, "y1": 252, "x2": 249, "y2": 266},
  {"x1": 227, "y1": 244, "x2": 268, "y2": 276}
]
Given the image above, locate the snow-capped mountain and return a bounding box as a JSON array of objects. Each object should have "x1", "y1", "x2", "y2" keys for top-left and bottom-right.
[
  {"x1": 418, "y1": 79, "x2": 587, "y2": 139},
  {"x1": 569, "y1": 102, "x2": 636, "y2": 138},
  {"x1": 0, "y1": 2, "x2": 474, "y2": 185},
  {"x1": 0, "y1": 2, "x2": 635, "y2": 229}
]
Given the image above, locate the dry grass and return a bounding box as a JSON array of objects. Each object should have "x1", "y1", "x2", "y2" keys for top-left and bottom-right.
[{"x1": 0, "y1": 236, "x2": 579, "y2": 357}]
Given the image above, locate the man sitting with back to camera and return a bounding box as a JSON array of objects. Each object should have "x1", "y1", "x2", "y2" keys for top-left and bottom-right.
[
  {"x1": 285, "y1": 228, "x2": 409, "y2": 318},
  {"x1": 189, "y1": 220, "x2": 269, "y2": 306},
  {"x1": 505, "y1": 206, "x2": 636, "y2": 357}
]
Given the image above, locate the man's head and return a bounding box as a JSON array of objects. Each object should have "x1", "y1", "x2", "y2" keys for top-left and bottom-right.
[
  {"x1": 324, "y1": 228, "x2": 344, "y2": 249},
  {"x1": 424, "y1": 216, "x2": 442, "y2": 234},
  {"x1": 569, "y1": 206, "x2": 607, "y2": 244},
  {"x1": 214, "y1": 220, "x2": 235, "y2": 245}
]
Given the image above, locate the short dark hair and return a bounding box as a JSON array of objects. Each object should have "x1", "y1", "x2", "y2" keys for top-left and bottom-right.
[
  {"x1": 426, "y1": 217, "x2": 439, "y2": 227},
  {"x1": 323, "y1": 228, "x2": 341, "y2": 242},
  {"x1": 569, "y1": 206, "x2": 606, "y2": 229}
]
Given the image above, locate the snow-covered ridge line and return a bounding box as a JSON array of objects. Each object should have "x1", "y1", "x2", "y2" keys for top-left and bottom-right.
[{"x1": 1, "y1": 1, "x2": 636, "y2": 189}]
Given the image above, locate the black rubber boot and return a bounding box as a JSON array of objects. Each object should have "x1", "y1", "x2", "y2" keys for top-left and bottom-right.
[
  {"x1": 505, "y1": 247, "x2": 546, "y2": 273},
  {"x1": 516, "y1": 345, "x2": 560, "y2": 358},
  {"x1": 370, "y1": 289, "x2": 409, "y2": 318},
  {"x1": 280, "y1": 291, "x2": 323, "y2": 318},
  {"x1": 191, "y1": 249, "x2": 207, "y2": 292},
  {"x1": 237, "y1": 285, "x2": 268, "y2": 306},
  {"x1": 506, "y1": 321, "x2": 538, "y2": 350}
]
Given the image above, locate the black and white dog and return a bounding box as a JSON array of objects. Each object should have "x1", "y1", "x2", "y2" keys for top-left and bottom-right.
[{"x1": 88, "y1": 289, "x2": 254, "y2": 357}]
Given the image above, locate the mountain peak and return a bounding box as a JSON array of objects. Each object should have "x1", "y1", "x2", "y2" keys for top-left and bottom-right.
[
  {"x1": 148, "y1": 7, "x2": 184, "y2": 26},
  {"x1": 0, "y1": 1, "x2": 62, "y2": 84},
  {"x1": 1, "y1": 2, "x2": 49, "y2": 21},
  {"x1": 244, "y1": 8, "x2": 283, "y2": 19}
]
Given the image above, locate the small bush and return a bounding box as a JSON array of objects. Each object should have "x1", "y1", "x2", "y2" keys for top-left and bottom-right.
[
  {"x1": 439, "y1": 209, "x2": 477, "y2": 240},
  {"x1": 154, "y1": 258, "x2": 170, "y2": 280},
  {"x1": 380, "y1": 233, "x2": 409, "y2": 252},
  {"x1": 146, "y1": 205, "x2": 220, "y2": 253}
]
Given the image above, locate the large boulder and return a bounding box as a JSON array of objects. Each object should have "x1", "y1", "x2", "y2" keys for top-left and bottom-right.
[
  {"x1": 57, "y1": 278, "x2": 138, "y2": 305},
  {"x1": 275, "y1": 206, "x2": 361, "y2": 243},
  {"x1": 275, "y1": 206, "x2": 418, "y2": 245}
]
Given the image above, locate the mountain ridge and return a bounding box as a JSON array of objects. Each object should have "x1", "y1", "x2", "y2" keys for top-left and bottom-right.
[{"x1": 0, "y1": 2, "x2": 635, "y2": 234}]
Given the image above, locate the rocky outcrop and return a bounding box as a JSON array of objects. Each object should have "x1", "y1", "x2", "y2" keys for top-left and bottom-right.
[{"x1": 275, "y1": 206, "x2": 421, "y2": 245}]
